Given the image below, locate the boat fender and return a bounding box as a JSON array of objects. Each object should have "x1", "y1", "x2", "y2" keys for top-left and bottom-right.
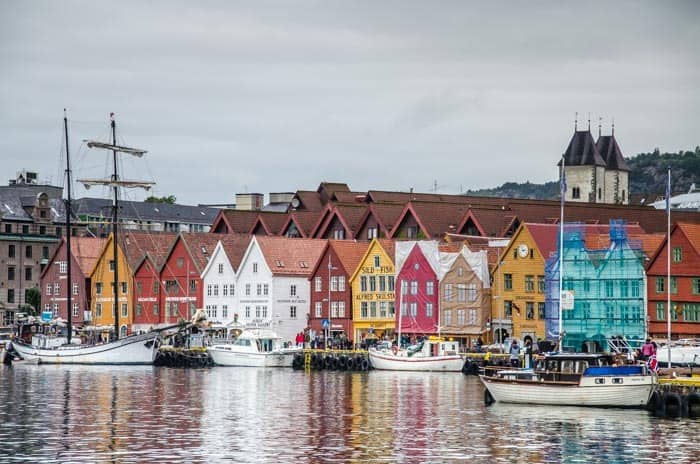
[
  {"x1": 354, "y1": 356, "x2": 365, "y2": 371},
  {"x1": 664, "y1": 391, "x2": 683, "y2": 418},
  {"x1": 324, "y1": 356, "x2": 333, "y2": 369},
  {"x1": 685, "y1": 392, "x2": 700, "y2": 419},
  {"x1": 337, "y1": 355, "x2": 347, "y2": 370},
  {"x1": 361, "y1": 358, "x2": 370, "y2": 371},
  {"x1": 647, "y1": 390, "x2": 662, "y2": 413},
  {"x1": 484, "y1": 389, "x2": 495, "y2": 405},
  {"x1": 346, "y1": 356, "x2": 355, "y2": 370}
]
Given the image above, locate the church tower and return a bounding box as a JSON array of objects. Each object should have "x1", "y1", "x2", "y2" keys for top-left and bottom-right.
[
  {"x1": 560, "y1": 129, "x2": 607, "y2": 203},
  {"x1": 596, "y1": 126, "x2": 630, "y2": 205}
]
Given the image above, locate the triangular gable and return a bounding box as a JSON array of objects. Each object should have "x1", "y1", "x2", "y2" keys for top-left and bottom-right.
[
  {"x1": 280, "y1": 215, "x2": 307, "y2": 238},
  {"x1": 457, "y1": 210, "x2": 486, "y2": 236},
  {"x1": 459, "y1": 245, "x2": 491, "y2": 288},
  {"x1": 89, "y1": 232, "x2": 116, "y2": 280},
  {"x1": 389, "y1": 203, "x2": 430, "y2": 239},
  {"x1": 40, "y1": 237, "x2": 65, "y2": 280},
  {"x1": 349, "y1": 238, "x2": 394, "y2": 283},
  {"x1": 210, "y1": 209, "x2": 232, "y2": 234},
  {"x1": 250, "y1": 220, "x2": 269, "y2": 235},
  {"x1": 395, "y1": 240, "x2": 442, "y2": 278},
  {"x1": 309, "y1": 204, "x2": 335, "y2": 237},
  {"x1": 314, "y1": 207, "x2": 353, "y2": 239},
  {"x1": 200, "y1": 240, "x2": 225, "y2": 278}
]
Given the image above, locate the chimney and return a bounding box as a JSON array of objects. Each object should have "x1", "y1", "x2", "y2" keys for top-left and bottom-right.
[{"x1": 235, "y1": 193, "x2": 264, "y2": 211}]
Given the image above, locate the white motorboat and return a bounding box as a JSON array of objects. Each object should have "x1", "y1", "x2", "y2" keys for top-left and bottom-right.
[
  {"x1": 368, "y1": 337, "x2": 464, "y2": 372},
  {"x1": 656, "y1": 339, "x2": 700, "y2": 367},
  {"x1": 480, "y1": 353, "x2": 656, "y2": 408},
  {"x1": 207, "y1": 328, "x2": 301, "y2": 367},
  {"x1": 7, "y1": 331, "x2": 160, "y2": 365}
]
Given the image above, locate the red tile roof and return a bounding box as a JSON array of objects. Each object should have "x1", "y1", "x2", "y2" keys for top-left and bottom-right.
[
  {"x1": 255, "y1": 212, "x2": 289, "y2": 235},
  {"x1": 525, "y1": 223, "x2": 560, "y2": 261},
  {"x1": 179, "y1": 233, "x2": 225, "y2": 274},
  {"x1": 678, "y1": 222, "x2": 700, "y2": 257},
  {"x1": 294, "y1": 191, "x2": 324, "y2": 211},
  {"x1": 377, "y1": 238, "x2": 396, "y2": 263},
  {"x1": 71, "y1": 237, "x2": 107, "y2": 275},
  {"x1": 256, "y1": 236, "x2": 327, "y2": 276},
  {"x1": 120, "y1": 231, "x2": 177, "y2": 271},
  {"x1": 220, "y1": 210, "x2": 261, "y2": 234},
  {"x1": 219, "y1": 234, "x2": 252, "y2": 273},
  {"x1": 328, "y1": 240, "x2": 370, "y2": 276}
]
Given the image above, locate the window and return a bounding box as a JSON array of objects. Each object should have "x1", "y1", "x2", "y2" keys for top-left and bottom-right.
[
  {"x1": 619, "y1": 280, "x2": 628, "y2": 297},
  {"x1": 223, "y1": 285, "x2": 228, "y2": 297},
  {"x1": 655, "y1": 277, "x2": 665, "y2": 293},
  {"x1": 59, "y1": 261, "x2": 67, "y2": 274},
  {"x1": 457, "y1": 267, "x2": 463, "y2": 277},
  {"x1": 255, "y1": 306, "x2": 261, "y2": 318},
  {"x1": 290, "y1": 285, "x2": 297, "y2": 296},
  {"x1": 8, "y1": 244, "x2": 15, "y2": 258},
  {"x1": 538, "y1": 302, "x2": 546, "y2": 319},
  {"x1": 315, "y1": 302, "x2": 322, "y2": 317},
  {"x1": 388, "y1": 276, "x2": 395, "y2": 292},
  {"x1": 25, "y1": 245, "x2": 32, "y2": 258},
  {"x1": 370, "y1": 302, "x2": 377, "y2": 317},
  {"x1": 374, "y1": 256, "x2": 380, "y2": 268},
  {"x1": 444, "y1": 283, "x2": 453, "y2": 301},
  {"x1": 218, "y1": 263, "x2": 224, "y2": 274},
  {"x1": 456, "y1": 309, "x2": 466, "y2": 325},
  {"x1": 7, "y1": 267, "x2": 14, "y2": 281},
  {"x1": 189, "y1": 280, "x2": 196, "y2": 292},
  {"x1": 4, "y1": 224, "x2": 10, "y2": 234},
  {"x1": 263, "y1": 284, "x2": 269, "y2": 296},
  {"x1": 229, "y1": 284, "x2": 235, "y2": 296},
  {"x1": 207, "y1": 284, "x2": 212, "y2": 297},
  {"x1": 367, "y1": 227, "x2": 377, "y2": 240},
  {"x1": 25, "y1": 267, "x2": 32, "y2": 281},
  {"x1": 121, "y1": 304, "x2": 128, "y2": 317},
  {"x1": 605, "y1": 280, "x2": 614, "y2": 298},
  {"x1": 177, "y1": 257, "x2": 184, "y2": 268},
  {"x1": 72, "y1": 283, "x2": 78, "y2": 295},
  {"x1": 369, "y1": 276, "x2": 376, "y2": 292},
  {"x1": 467, "y1": 283, "x2": 477, "y2": 302},
  {"x1": 153, "y1": 304, "x2": 159, "y2": 315},
  {"x1": 572, "y1": 187, "x2": 580, "y2": 199},
  {"x1": 136, "y1": 282, "x2": 143, "y2": 295},
  {"x1": 96, "y1": 303, "x2": 102, "y2": 317},
  {"x1": 598, "y1": 187, "x2": 602, "y2": 200},
  {"x1": 331, "y1": 301, "x2": 338, "y2": 318},
  {"x1": 670, "y1": 277, "x2": 678, "y2": 294},
  {"x1": 109, "y1": 260, "x2": 115, "y2": 271},
  {"x1": 153, "y1": 281, "x2": 159, "y2": 294},
  {"x1": 361, "y1": 302, "x2": 368, "y2": 318},
  {"x1": 457, "y1": 284, "x2": 466, "y2": 302},
  {"x1": 245, "y1": 284, "x2": 251, "y2": 296},
  {"x1": 54, "y1": 283, "x2": 60, "y2": 294},
  {"x1": 656, "y1": 303, "x2": 665, "y2": 321},
  {"x1": 631, "y1": 280, "x2": 640, "y2": 297},
  {"x1": 290, "y1": 306, "x2": 297, "y2": 319},
  {"x1": 213, "y1": 284, "x2": 219, "y2": 297},
  {"x1": 257, "y1": 284, "x2": 262, "y2": 296},
  {"x1": 222, "y1": 305, "x2": 228, "y2": 319},
  {"x1": 22, "y1": 225, "x2": 29, "y2": 234},
  {"x1": 136, "y1": 304, "x2": 143, "y2": 316},
  {"x1": 526, "y1": 302, "x2": 534, "y2": 320},
  {"x1": 693, "y1": 278, "x2": 700, "y2": 295},
  {"x1": 245, "y1": 306, "x2": 250, "y2": 318},
  {"x1": 672, "y1": 246, "x2": 682, "y2": 263},
  {"x1": 525, "y1": 275, "x2": 535, "y2": 293},
  {"x1": 333, "y1": 229, "x2": 345, "y2": 240},
  {"x1": 331, "y1": 276, "x2": 338, "y2": 291},
  {"x1": 426, "y1": 281, "x2": 434, "y2": 296},
  {"x1": 444, "y1": 310, "x2": 452, "y2": 325},
  {"x1": 389, "y1": 302, "x2": 395, "y2": 316},
  {"x1": 46, "y1": 283, "x2": 52, "y2": 295},
  {"x1": 406, "y1": 226, "x2": 417, "y2": 239},
  {"x1": 469, "y1": 309, "x2": 477, "y2": 325},
  {"x1": 426, "y1": 303, "x2": 433, "y2": 317},
  {"x1": 410, "y1": 281, "x2": 418, "y2": 295},
  {"x1": 96, "y1": 282, "x2": 103, "y2": 294},
  {"x1": 504, "y1": 300, "x2": 512, "y2": 317},
  {"x1": 121, "y1": 282, "x2": 127, "y2": 294},
  {"x1": 360, "y1": 276, "x2": 368, "y2": 292},
  {"x1": 504, "y1": 274, "x2": 513, "y2": 291},
  {"x1": 72, "y1": 303, "x2": 79, "y2": 317},
  {"x1": 253, "y1": 263, "x2": 258, "y2": 273},
  {"x1": 338, "y1": 301, "x2": 345, "y2": 317},
  {"x1": 410, "y1": 302, "x2": 417, "y2": 316},
  {"x1": 338, "y1": 276, "x2": 345, "y2": 291},
  {"x1": 315, "y1": 277, "x2": 322, "y2": 292},
  {"x1": 379, "y1": 275, "x2": 386, "y2": 292},
  {"x1": 400, "y1": 302, "x2": 407, "y2": 316}
]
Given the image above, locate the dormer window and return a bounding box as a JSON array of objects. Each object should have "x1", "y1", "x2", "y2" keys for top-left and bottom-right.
[
  {"x1": 299, "y1": 261, "x2": 308, "y2": 268},
  {"x1": 374, "y1": 256, "x2": 380, "y2": 268},
  {"x1": 275, "y1": 260, "x2": 284, "y2": 267}
]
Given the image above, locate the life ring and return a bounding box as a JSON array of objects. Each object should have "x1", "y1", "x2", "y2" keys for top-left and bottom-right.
[{"x1": 392, "y1": 345, "x2": 398, "y2": 355}]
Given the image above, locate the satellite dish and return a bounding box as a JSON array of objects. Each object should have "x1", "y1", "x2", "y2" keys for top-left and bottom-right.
[{"x1": 291, "y1": 198, "x2": 300, "y2": 208}]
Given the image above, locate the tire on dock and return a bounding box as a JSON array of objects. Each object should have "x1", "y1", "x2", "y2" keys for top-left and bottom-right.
[
  {"x1": 663, "y1": 391, "x2": 684, "y2": 418},
  {"x1": 685, "y1": 392, "x2": 700, "y2": 419}
]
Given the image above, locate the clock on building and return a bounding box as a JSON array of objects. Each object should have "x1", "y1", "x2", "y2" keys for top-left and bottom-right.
[{"x1": 518, "y1": 243, "x2": 529, "y2": 258}]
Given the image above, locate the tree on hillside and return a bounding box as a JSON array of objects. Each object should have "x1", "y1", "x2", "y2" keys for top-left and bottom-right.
[{"x1": 145, "y1": 195, "x2": 176, "y2": 204}]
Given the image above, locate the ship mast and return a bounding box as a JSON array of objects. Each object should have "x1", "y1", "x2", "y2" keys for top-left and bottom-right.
[
  {"x1": 79, "y1": 114, "x2": 153, "y2": 340},
  {"x1": 64, "y1": 109, "x2": 73, "y2": 344}
]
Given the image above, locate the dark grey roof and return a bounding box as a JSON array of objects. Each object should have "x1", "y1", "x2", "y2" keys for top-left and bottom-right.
[
  {"x1": 262, "y1": 202, "x2": 291, "y2": 213},
  {"x1": 0, "y1": 184, "x2": 65, "y2": 222},
  {"x1": 73, "y1": 197, "x2": 218, "y2": 224},
  {"x1": 560, "y1": 130, "x2": 606, "y2": 167},
  {"x1": 596, "y1": 135, "x2": 630, "y2": 172}
]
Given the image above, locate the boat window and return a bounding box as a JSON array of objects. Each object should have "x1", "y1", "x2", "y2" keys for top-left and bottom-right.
[
  {"x1": 612, "y1": 378, "x2": 623, "y2": 384},
  {"x1": 595, "y1": 378, "x2": 605, "y2": 384},
  {"x1": 576, "y1": 361, "x2": 589, "y2": 373},
  {"x1": 561, "y1": 360, "x2": 574, "y2": 374},
  {"x1": 235, "y1": 338, "x2": 251, "y2": 346},
  {"x1": 546, "y1": 360, "x2": 558, "y2": 372}
]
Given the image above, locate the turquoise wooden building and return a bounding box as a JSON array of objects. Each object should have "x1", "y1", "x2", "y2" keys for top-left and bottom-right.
[{"x1": 545, "y1": 221, "x2": 647, "y2": 352}]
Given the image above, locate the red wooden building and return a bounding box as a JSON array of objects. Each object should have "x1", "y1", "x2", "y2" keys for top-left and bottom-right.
[
  {"x1": 159, "y1": 233, "x2": 222, "y2": 324},
  {"x1": 308, "y1": 240, "x2": 368, "y2": 344},
  {"x1": 646, "y1": 222, "x2": 700, "y2": 339},
  {"x1": 395, "y1": 241, "x2": 442, "y2": 338},
  {"x1": 40, "y1": 237, "x2": 105, "y2": 326},
  {"x1": 131, "y1": 233, "x2": 177, "y2": 331}
]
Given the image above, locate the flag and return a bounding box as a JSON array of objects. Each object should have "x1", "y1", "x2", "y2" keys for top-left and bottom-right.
[
  {"x1": 666, "y1": 169, "x2": 671, "y2": 215},
  {"x1": 647, "y1": 354, "x2": 659, "y2": 373},
  {"x1": 560, "y1": 162, "x2": 567, "y2": 199}
]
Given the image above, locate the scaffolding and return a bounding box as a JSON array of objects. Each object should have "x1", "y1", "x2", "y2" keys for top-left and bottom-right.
[{"x1": 545, "y1": 220, "x2": 647, "y2": 352}]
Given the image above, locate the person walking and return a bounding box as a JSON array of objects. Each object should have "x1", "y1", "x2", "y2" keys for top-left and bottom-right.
[{"x1": 509, "y1": 339, "x2": 521, "y2": 368}]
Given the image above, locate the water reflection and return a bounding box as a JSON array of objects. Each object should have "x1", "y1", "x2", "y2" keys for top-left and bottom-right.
[{"x1": 1, "y1": 365, "x2": 699, "y2": 463}]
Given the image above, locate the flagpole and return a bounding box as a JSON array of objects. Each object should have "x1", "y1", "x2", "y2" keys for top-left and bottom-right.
[
  {"x1": 666, "y1": 167, "x2": 671, "y2": 368},
  {"x1": 558, "y1": 155, "x2": 565, "y2": 350}
]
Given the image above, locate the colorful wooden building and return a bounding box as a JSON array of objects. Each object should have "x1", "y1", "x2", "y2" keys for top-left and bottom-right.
[
  {"x1": 349, "y1": 238, "x2": 396, "y2": 345},
  {"x1": 646, "y1": 222, "x2": 700, "y2": 339},
  {"x1": 40, "y1": 237, "x2": 105, "y2": 326},
  {"x1": 308, "y1": 240, "x2": 369, "y2": 344}
]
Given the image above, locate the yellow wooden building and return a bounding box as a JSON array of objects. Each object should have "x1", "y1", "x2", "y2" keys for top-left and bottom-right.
[
  {"x1": 491, "y1": 223, "x2": 559, "y2": 344},
  {"x1": 349, "y1": 238, "x2": 396, "y2": 345}
]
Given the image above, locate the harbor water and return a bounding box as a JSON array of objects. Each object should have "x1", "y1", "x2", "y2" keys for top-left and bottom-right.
[{"x1": 1, "y1": 364, "x2": 700, "y2": 463}]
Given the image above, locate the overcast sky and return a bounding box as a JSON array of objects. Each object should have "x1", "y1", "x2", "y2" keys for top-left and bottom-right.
[{"x1": 1, "y1": 1, "x2": 698, "y2": 206}]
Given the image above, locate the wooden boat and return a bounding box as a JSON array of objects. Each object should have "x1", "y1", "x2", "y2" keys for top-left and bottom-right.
[
  {"x1": 480, "y1": 353, "x2": 656, "y2": 407},
  {"x1": 207, "y1": 328, "x2": 301, "y2": 367},
  {"x1": 368, "y1": 337, "x2": 464, "y2": 372}
]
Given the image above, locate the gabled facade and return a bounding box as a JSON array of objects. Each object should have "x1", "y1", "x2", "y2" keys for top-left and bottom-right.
[
  {"x1": 439, "y1": 246, "x2": 491, "y2": 348},
  {"x1": 131, "y1": 233, "x2": 176, "y2": 331},
  {"x1": 395, "y1": 241, "x2": 441, "y2": 338},
  {"x1": 646, "y1": 223, "x2": 700, "y2": 339},
  {"x1": 236, "y1": 236, "x2": 326, "y2": 343},
  {"x1": 308, "y1": 240, "x2": 369, "y2": 344},
  {"x1": 40, "y1": 237, "x2": 105, "y2": 326},
  {"x1": 200, "y1": 234, "x2": 251, "y2": 326},
  {"x1": 545, "y1": 221, "x2": 647, "y2": 350},
  {"x1": 492, "y1": 223, "x2": 557, "y2": 343},
  {"x1": 159, "y1": 233, "x2": 221, "y2": 324},
  {"x1": 349, "y1": 239, "x2": 396, "y2": 344}
]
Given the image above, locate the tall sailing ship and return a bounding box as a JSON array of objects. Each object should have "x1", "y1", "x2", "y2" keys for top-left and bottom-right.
[{"x1": 8, "y1": 112, "x2": 160, "y2": 364}]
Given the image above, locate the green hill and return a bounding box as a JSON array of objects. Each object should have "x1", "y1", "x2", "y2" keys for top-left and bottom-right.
[{"x1": 466, "y1": 147, "x2": 700, "y2": 200}]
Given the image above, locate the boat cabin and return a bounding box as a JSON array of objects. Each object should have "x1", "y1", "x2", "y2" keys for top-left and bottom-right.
[
  {"x1": 535, "y1": 353, "x2": 628, "y2": 382},
  {"x1": 407, "y1": 337, "x2": 459, "y2": 358}
]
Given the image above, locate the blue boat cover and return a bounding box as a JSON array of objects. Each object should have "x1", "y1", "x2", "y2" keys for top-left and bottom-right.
[{"x1": 583, "y1": 365, "x2": 643, "y2": 376}]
